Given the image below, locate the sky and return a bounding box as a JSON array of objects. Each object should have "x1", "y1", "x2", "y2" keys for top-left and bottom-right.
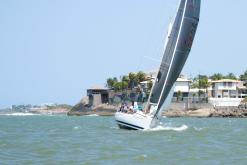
[{"x1": 0, "y1": 0, "x2": 247, "y2": 108}]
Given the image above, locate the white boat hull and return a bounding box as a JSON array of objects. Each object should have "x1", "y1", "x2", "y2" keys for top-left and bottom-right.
[{"x1": 115, "y1": 111, "x2": 158, "y2": 130}]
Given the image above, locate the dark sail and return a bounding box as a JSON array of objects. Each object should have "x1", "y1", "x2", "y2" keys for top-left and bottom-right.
[{"x1": 148, "y1": 0, "x2": 201, "y2": 114}]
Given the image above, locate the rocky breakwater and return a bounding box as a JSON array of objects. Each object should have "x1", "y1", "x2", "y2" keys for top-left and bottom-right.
[
  {"x1": 210, "y1": 107, "x2": 247, "y2": 118},
  {"x1": 164, "y1": 107, "x2": 247, "y2": 118},
  {"x1": 67, "y1": 102, "x2": 118, "y2": 116}
]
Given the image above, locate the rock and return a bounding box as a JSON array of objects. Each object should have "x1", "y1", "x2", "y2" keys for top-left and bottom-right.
[{"x1": 67, "y1": 103, "x2": 118, "y2": 116}]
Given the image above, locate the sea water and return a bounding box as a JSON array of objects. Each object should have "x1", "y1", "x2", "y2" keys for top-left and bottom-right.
[{"x1": 0, "y1": 114, "x2": 246, "y2": 165}]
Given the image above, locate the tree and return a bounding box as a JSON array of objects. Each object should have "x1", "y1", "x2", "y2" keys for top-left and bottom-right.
[
  {"x1": 240, "y1": 70, "x2": 247, "y2": 81},
  {"x1": 106, "y1": 78, "x2": 114, "y2": 88},
  {"x1": 113, "y1": 82, "x2": 121, "y2": 91},
  {"x1": 210, "y1": 73, "x2": 224, "y2": 80},
  {"x1": 106, "y1": 77, "x2": 118, "y2": 89},
  {"x1": 122, "y1": 75, "x2": 129, "y2": 83},
  {"x1": 199, "y1": 75, "x2": 209, "y2": 89},
  {"x1": 191, "y1": 77, "x2": 199, "y2": 88},
  {"x1": 113, "y1": 77, "x2": 118, "y2": 83},
  {"x1": 225, "y1": 73, "x2": 237, "y2": 80},
  {"x1": 177, "y1": 90, "x2": 182, "y2": 102},
  {"x1": 128, "y1": 72, "x2": 137, "y2": 89},
  {"x1": 121, "y1": 81, "x2": 128, "y2": 90},
  {"x1": 136, "y1": 71, "x2": 146, "y2": 83},
  {"x1": 147, "y1": 80, "x2": 153, "y2": 91},
  {"x1": 198, "y1": 75, "x2": 210, "y2": 102},
  {"x1": 240, "y1": 70, "x2": 247, "y2": 87}
]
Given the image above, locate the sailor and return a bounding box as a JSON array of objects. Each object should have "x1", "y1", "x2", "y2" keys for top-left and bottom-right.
[
  {"x1": 128, "y1": 105, "x2": 134, "y2": 113},
  {"x1": 133, "y1": 102, "x2": 139, "y2": 111},
  {"x1": 118, "y1": 104, "x2": 123, "y2": 112},
  {"x1": 123, "y1": 103, "x2": 128, "y2": 113}
]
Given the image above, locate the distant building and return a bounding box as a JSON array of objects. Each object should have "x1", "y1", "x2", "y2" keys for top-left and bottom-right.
[
  {"x1": 140, "y1": 75, "x2": 192, "y2": 102},
  {"x1": 87, "y1": 86, "x2": 109, "y2": 107},
  {"x1": 140, "y1": 81, "x2": 150, "y2": 92},
  {"x1": 209, "y1": 79, "x2": 246, "y2": 98},
  {"x1": 206, "y1": 79, "x2": 246, "y2": 107},
  {"x1": 173, "y1": 77, "x2": 191, "y2": 99}
]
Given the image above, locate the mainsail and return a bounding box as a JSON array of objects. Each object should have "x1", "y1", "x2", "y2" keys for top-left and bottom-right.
[{"x1": 147, "y1": 0, "x2": 201, "y2": 116}]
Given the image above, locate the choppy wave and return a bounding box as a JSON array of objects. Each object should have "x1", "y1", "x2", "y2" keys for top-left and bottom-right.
[
  {"x1": 0, "y1": 113, "x2": 39, "y2": 116},
  {"x1": 145, "y1": 124, "x2": 188, "y2": 132}
]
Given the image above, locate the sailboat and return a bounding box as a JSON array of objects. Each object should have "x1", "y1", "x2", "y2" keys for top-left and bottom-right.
[{"x1": 115, "y1": 0, "x2": 201, "y2": 130}]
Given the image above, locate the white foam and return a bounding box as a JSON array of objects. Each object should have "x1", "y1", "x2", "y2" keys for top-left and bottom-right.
[
  {"x1": 85, "y1": 114, "x2": 99, "y2": 117},
  {"x1": 145, "y1": 124, "x2": 188, "y2": 132},
  {"x1": 135, "y1": 154, "x2": 147, "y2": 159},
  {"x1": 73, "y1": 126, "x2": 81, "y2": 130},
  {"x1": 193, "y1": 127, "x2": 204, "y2": 131},
  {"x1": 1, "y1": 113, "x2": 39, "y2": 116}
]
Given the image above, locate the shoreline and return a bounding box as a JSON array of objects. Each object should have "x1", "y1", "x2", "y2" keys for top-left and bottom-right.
[
  {"x1": 164, "y1": 108, "x2": 247, "y2": 118},
  {"x1": 67, "y1": 104, "x2": 247, "y2": 118},
  {"x1": 2, "y1": 107, "x2": 246, "y2": 118}
]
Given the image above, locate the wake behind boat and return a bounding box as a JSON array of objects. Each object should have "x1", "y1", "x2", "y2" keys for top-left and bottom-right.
[{"x1": 115, "y1": 0, "x2": 201, "y2": 130}]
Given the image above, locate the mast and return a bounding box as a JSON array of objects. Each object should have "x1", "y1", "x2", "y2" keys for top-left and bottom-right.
[{"x1": 146, "y1": 0, "x2": 201, "y2": 117}]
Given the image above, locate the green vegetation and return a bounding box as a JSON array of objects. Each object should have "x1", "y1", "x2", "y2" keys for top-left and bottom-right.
[
  {"x1": 9, "y1": 104, "x2": 72, "y2": 112},
  {"x1": 210, "y1": 72, "x2": 237, "y2": 80},
  {"x1": 199, "y1": 75, "x2": 210, "y2": 89},
  {"x1": 128, "y1": 72, "x2": 137, "y2": 89},
  {"x1": 46, "y1": 104, "x2": 72, "y2": 110},
  {"x1": 240, "y1": 70, "x2": 247, "y2": 87},
  {"x1": 242, "y1": 97, "x2": 247, "y2": 103},
  {"x1": 210, "y1": 73, "x2": 224, "y2": 80},
  {"x1": 106, "y1": 71, "x2": 148, "y2": 91},
  {"x1": 177, "y1": 90, "x2": 182, "y2": 102},
  {"x1": 197, "y1": 75, "x2": 210, "y2": 101},
  {"x1": 136, "y1": 71, "x2": 146, "y2": 83},
  {"x1": 147, "y1": 80, "x2": 153, "y2": 91},
  {"x1": 224, "y1": 73, "x2": 237, "y2": 80},
  {"x1": 106, "y1": 77, "x2": 118, "y2": 89},
  {"x1": 105, "y1": 70, "x2": 247, "y2": 98}
]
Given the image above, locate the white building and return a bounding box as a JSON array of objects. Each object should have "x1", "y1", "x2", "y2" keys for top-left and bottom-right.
[
  {"x1": 173, "y1": 77, "x2": 191, "y2": 98},
  {"x1": 140, "y1": 76, "x2": 192, "y2": 100},
  {"x1": 209, "y1": 79, "x2": 245, "y2": 98},
  {"x1": 208, "y1": 79, "x2": 246, "y2": 107},
  {"x1": 143, "y1": 70, "x2": 247, "y2": 106}
]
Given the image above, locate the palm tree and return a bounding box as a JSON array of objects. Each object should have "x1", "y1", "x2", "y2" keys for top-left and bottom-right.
[
  {"x1": 225, "y1": 73, "x2": 237, "y2": 80},
  {"x1": 240, "y1": 70, "x2": 247, "y2": 81},
  {"x1": 136, "y1": 71, "x2": 146, "y2": 83},
  {"x1": 128, "y1": 72, "x2": 136, "y2": 89},
  {"x1": 177, "y1": 90, "x2": 182, "y2": 102},
  {"x1": 106, "y1": 77, "x2": 117, "y2": 89},
  {"x1": 198, "y1": 75, "x2": 210, "y2": 102}
]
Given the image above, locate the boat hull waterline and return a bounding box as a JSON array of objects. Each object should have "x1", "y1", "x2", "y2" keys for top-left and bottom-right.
[{"x1": 115, "y1": 112, "x2": 158, "y2": 130}]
